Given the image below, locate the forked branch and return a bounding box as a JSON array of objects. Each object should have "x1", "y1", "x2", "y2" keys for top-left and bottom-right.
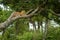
[
  {"x1": 0, "y1": 7, "x2": 43, "y2": 30},
  {"x1": 0, "y1": 0, "x2": 46, "y2": 30}
]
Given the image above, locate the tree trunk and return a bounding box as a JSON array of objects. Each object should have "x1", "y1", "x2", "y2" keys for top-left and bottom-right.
[
  {"x1": 38, "y1": 21, "x2": 43, "y2": 32},
  {"x1": 38, "y1": 21, "x2": 40, "y2": 30},
  {"x1": 33, "y1": 22, "x2": 36, "y2": 31},
  {"x1": 43, "y1": 19, "x2": 49, "y2": 40}
]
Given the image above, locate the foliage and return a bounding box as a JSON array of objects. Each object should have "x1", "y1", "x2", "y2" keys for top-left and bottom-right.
[
  {"x1": 0, "y1": 9, "x2": 12, "y2": 23},
  {"x1": 0, "y1": 26, "x2": 60, "y2": 40},
  {"x1": 2, "y1": 0, "x2": 40, "y2": 11},
  {"x1": 0, "y1": 0, "x2": 60, "y2": 40},
  {"x1": 46, "y1": 27, "x2": 60, "y2": 40}
]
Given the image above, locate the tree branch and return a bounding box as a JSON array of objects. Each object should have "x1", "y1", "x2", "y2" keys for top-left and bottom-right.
[
  {"x1": 0, "y1": 1, "x2": 46, "y2": 30},
  {"x1": 0, "y1": 7, "x2": 43, "y2": 30},
  {"x1": 49, "y1": 9, "x2": 60, "y2": 17},
  {"x1": 12, "y1": 7, "x2": 39, "y2": 20}
]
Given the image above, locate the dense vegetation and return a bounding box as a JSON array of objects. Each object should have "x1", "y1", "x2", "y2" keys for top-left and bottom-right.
[{"x1": 0, "y1": 0, "x2": 60, "y2": 40}]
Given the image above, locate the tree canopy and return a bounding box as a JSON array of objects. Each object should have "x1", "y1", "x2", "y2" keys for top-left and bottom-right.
[{"x1": 0, "y1": 0, "x2": 60, "y2": 40}]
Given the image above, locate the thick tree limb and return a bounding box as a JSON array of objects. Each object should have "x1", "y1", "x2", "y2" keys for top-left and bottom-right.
[
  {"x1": 0, "y1": 0, "x2": 46, "y2": 31},
  {"x1": 0, "y1": 7, "x2": 43, "y2": 30}
]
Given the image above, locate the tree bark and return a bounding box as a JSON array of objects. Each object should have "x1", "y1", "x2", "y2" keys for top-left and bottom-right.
[
  {"x1": 0, "y1": 7, "x2": 40, "y2": 30},
  {"x1": 0, "y1": 1, "x2": 46, "y2": 30}
]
